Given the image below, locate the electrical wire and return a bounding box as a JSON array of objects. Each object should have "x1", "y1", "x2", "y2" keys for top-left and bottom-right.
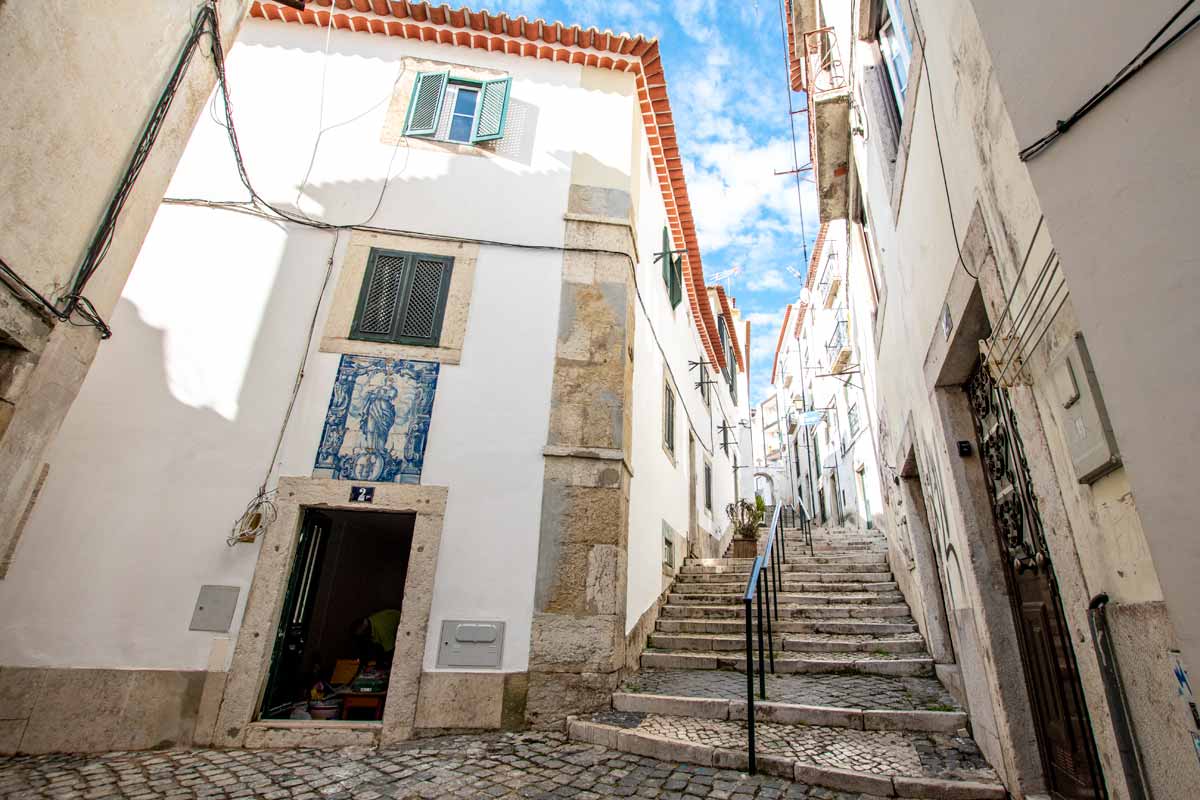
[
  {"x1": 0, "y1": 0, "x2": 235, "y2": 339},
  {"x1": 904, "y1": 0, "x2": 977, "y2": 280},
  {"x1": 1020, "y1": 1, "x2": 1200, "y2": 161},
  {"x1": 774, "y1": 0, "x2": 811, "y2": 269},
  {"x1": 290, "y1": 9, "x2": 412, "y2": 228},
  {"x1": 180, "y1": 0, "x2": 749, "y2": 472},
  {"x1": 228, "y1": 229, "x2": 342, "y2": 546}
]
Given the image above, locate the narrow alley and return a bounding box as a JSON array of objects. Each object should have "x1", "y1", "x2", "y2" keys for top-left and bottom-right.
[{"x1": 1, "y1": 0, "x2": 1198, "y2": 798}]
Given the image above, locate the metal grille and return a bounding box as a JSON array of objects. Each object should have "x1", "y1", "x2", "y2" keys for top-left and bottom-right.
[
  {"x1": 360, "y1": 254, "x2": 407, "y2": 334},
  {"x1": 400, "y1": 259, "x2": 446, "y2": 339}
]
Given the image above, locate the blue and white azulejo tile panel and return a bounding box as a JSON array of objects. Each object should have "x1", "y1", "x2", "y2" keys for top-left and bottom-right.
[{"x1": 314, "y1": 355, "x2": 439, "y2": 484}]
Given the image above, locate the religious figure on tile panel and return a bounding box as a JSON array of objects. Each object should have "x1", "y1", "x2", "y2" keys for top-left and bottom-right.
[{"x1": 314, "y1": 354, "x2": 439, "y2": 484}]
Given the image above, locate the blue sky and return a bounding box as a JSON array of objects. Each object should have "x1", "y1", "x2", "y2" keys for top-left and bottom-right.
[{"x1": 480, "y1": 0, "x2": 821, "y2": 406}]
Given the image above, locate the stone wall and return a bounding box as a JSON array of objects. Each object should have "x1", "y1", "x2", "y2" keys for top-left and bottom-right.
[{"x1": 525, "y1": 185, "x2": 637, "y2": 728}]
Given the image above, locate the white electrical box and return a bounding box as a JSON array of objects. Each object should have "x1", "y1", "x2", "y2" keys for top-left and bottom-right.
[
  {"x1": 436, "y1": 620, "x2": 505, "y2": 668},
  {"x1": 188, "y1": 585, "x2": 240, "y2": 632},
  {"x1": 1050, "y1": 333, "x2": 1121, "y2": 484}
]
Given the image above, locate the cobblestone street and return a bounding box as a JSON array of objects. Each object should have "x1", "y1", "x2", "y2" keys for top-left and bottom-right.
[{"x1": 0, "y1": 732, "x2": 867, "y2": 800}]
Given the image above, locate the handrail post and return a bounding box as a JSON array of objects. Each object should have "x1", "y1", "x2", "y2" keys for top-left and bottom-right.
[
  {"x1": 772, "y1": 540, "x2": 782, "y2": 620},
  {"x1": 756, "y1": 582, "x2": 767, "y2": 699},
  {"x1": 763, "y1": 560, "x2": 775, "y2": 674},
  {"x1": 744, "y1": 594, "x2": 756, "y2": 775}
]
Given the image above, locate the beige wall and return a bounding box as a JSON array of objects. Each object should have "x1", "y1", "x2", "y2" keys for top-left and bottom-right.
[
  {"x1": 827, "y1": 0, "x2": 1197, "y2": 796},
  {"x1": 0, "y1": 0, "x2": 250, "y2": 577}
]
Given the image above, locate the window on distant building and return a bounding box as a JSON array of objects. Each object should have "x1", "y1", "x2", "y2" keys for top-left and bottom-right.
[
  {"x1": 700, "y1": 365, "x2": 711, "y2": 407},
  {"x1": 404, "y1": 72, "x2": 511, "y2": 144},
  {"x1": 704, "y1": 460, "x2": 713, "y2": 511},
  {"x1": 877, "y1": 0, "x2": 912, "y2": 119},
  {"x1": 660, "y1": 227, "x2": 683, "y2": 309},
  {"x1": 663, "y1": 380, "x2": 676, "y2": 458},
  {"x1": 351, "y1": 248, "x2": 453, "y2": 347}
]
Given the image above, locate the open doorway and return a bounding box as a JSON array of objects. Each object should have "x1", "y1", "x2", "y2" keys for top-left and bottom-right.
[{"x1": 260, "y1": 507, "x2": 415, "y2": 723}]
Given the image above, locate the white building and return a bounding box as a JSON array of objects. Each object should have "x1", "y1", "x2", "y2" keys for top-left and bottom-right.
[
  {"x1": 0, "y1": 2, "x2": 750, "y2": 754},
  {"x1": 771, "y1": 222, "x2": 885, "y2": 531},
  {"x1": 790, "y1": 0, "x2": 1200, "y2": 797}
]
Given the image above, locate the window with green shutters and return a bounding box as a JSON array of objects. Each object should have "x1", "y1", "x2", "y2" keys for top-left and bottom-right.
[
  {"x1": 660, "y1": 226, "x2": 683, "y2": 309},
  {"x1": 403, "y1": 71, "x2": 511, "y2": 144},
  {"x1": 351, "y1": 248, "x2": 454, "y2": 347},
  {"x1": 663, "y1": 380, "x2": 676, "y2": 456}
]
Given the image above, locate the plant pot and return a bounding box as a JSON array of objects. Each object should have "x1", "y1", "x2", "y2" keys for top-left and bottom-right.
[{"x1": 731, "y1": 538, "x2": 759, "y2": 558}]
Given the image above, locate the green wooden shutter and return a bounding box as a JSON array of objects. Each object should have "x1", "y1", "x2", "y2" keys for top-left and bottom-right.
[
  {"x1": 404, "y1": 71, "x2": 449, "y2": 136},
  {"x1": 669, "y1": 254, "x2": 683, "y2": 308},
  {"x1": 661, "y1": 227, "x2": 672, "y2": 288},
  {"x1": 471, "y1": 77, "x2": 511, "y2": 142},
  {"x1": 354, "y1": 250, "x2": 409, "y2": 339},
  {"x1": 396, "y1": 255, "x2": 453, "y2": 345},
  {"x1": 351, "y1": 249, "x2": 453, "y2": 347}
]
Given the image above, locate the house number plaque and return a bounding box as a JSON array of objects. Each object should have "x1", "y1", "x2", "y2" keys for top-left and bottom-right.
[{"x1": 349, "y1": 485, "x2": 375, "y2": 503}]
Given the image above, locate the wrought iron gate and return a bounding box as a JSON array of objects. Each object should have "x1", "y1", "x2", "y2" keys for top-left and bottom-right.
[{"x1": 965, "y1": 359, "x2": 1104, "y2": 800}]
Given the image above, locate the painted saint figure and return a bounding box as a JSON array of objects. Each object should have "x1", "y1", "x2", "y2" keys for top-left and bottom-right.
[{"x1": 360, "y1": 384, "x2": 399, "y2": 452}]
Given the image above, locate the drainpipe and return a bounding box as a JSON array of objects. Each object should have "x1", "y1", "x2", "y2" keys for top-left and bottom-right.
[{"x1": 1087, "y1": 594, "x2": 1150, "y2": 800}]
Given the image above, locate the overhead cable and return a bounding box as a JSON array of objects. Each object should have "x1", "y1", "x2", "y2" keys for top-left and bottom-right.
[{"x1": 1020, "y1": 1, "x2": 1200, "y2": 160}]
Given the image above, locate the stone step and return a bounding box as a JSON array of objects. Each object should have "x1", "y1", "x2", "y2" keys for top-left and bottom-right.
[
  {"x1": 672, "y1": 580, "x2": 898, "y2": 593},
  {"x1": 659, "y1": 604, "x2": 915, "y2": 620},
  {"x1": 609, "y1": 692, "x2": 967, "y2": 733},
  {"x1": 785, "y1": 637, "x2": 927, "y2": 654},
  {"x1": 567, "y1": 712, "x2": 1002, "y2": 798},
  {"x1": 648, "y1": 634, "x2": 927, "y2": 655},
  {"x1": 679, "y1": 564, "x2": 893, "y2": 577},
  {"x1": 666, "y1": 592, "x2": 905, "y2": 606},
  {"x1": 688, "y1": 556, "x2": 889, "y2": 568},
  {"x1": 640, "y1": 650, "x2": 936, "y2": 677},
  {"x1": 653, "y1": 618, "x2": 921, "y2": 636},
  {"x1": 622, "y1": 668, "x2": 963, "y2": 713}
]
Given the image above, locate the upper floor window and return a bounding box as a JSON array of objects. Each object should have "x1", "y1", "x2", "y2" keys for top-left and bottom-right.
[
  {"x1": 660, "y1": 227, "x2": 683, "y2": 309},
  {"x1": 878, "y1": 0, "x2": 912, "y2": 118},
  {"x1": 703, "y1": 460, "x2": 713, "y2": 511},
  {"x1": 663, "y1": 380, "x2": 676, "y2": 458},
  {"x1": 404, "y1": 71, "x2": 512, "y2": 144},
  {"x1": 351, "y1": 248, "x2": 453, "y2": 347}
]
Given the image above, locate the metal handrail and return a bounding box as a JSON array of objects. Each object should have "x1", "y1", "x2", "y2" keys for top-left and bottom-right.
[{"x1": 742, "y1": 503, "x2": 788, "y2": 774}]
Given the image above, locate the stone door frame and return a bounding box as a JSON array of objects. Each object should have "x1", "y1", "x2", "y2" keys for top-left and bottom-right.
[{"x1": 209, "y1": 476, "x2": 447, "y2": 749}]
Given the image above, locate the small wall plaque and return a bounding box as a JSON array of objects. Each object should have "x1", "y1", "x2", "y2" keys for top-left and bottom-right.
[{"x1": 349, "y1": 485, "x2": 375, "y2": 503}]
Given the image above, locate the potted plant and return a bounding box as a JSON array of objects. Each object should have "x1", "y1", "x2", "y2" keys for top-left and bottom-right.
[{"x1": 727, "y1": 499, "x2": 762, "y2": 559}]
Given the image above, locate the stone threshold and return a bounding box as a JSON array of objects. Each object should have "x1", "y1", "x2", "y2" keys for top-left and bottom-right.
[
  {"x1": 612, "y1": 692, "x2": 967, "y2": 733},
  {"x1": 243, "y1": 719, "x2": 383, "y2": 749},
  {"x1": 566, "y1": 716, "x2": 1003, "y2": 800}
]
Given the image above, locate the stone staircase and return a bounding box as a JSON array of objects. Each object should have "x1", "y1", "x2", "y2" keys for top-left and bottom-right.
[{"x1": 568, "y1": 526, "x2": 1006, "y2": 799}]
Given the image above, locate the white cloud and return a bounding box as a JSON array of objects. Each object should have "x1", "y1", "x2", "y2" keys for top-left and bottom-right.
[{"x1": 746, "y1": 269, "x2": 788, "y2": 291}]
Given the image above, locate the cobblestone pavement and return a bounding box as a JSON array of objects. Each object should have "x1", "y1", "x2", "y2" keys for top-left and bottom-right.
[
  {"x1": 621, "y1": 671, "x2": 960, "y2": 712},
  {"x1": 589, "y1": 713, "x2": 995, "y2": 783},
  {"x1": 0, "y1": 732, "x2": 873, "y2": 800}
]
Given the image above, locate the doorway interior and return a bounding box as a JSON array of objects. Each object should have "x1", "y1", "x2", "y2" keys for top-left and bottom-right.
[{"x1": 260, "y1": 507, "x2": 415, "y2": 723}]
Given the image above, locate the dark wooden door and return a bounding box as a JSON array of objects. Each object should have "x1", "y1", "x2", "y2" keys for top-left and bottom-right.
[
  {"x1": 966, "y1": 360, "x2": 1104, "y2": 800},
  {"x1": 261, "y1": 510, "x2": 331, "y2": 717}
]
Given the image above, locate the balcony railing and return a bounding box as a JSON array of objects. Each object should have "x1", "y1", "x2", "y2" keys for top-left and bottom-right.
[
  {"x1": 802, "y1": 26, "x2": 847, "y2": 97},
  {"x1": 816, "y1": 242, "x2": 841, "y2": 308},
  {"x1": 826, "y1": 319, "x2": 847, "y2": 355},
  {"x1": 826, "y1": 312, "x2": 852, "y2": 373}
]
